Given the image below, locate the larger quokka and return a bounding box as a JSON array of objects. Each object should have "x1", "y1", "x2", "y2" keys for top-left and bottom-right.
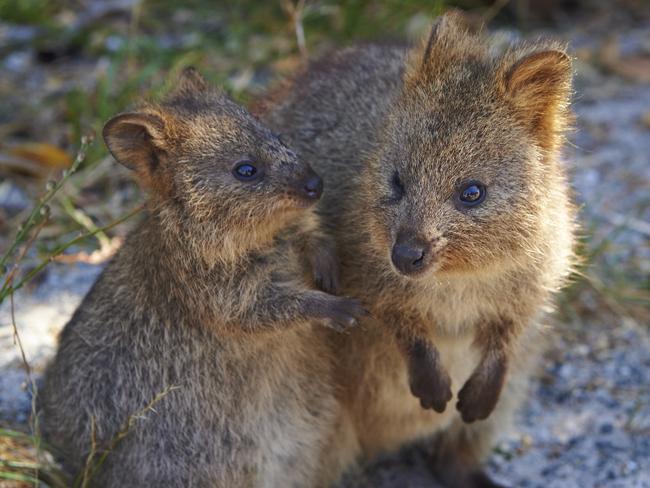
[
  {"x1": 40, "y1": 69, "x2": 364, "y2": 487},
  {"x1": 265, "y1": 13, "x2": 576, "y2": 487}
]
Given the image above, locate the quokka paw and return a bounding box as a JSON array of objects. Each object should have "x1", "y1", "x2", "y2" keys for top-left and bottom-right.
[
  {"x1": 313, "y1": 266, "x2": 341, "y2": 295},
  {"x1": 410, "y1": 363, "x2": 453, "y2": 413},
  {"x1": 311, "y1": 246, "x2": 341, "y2": 295},
  {"x1": 407, "y1": 339, "x2": 453, "y2": 413},
  {"x1": 306, "y1": 293, "x2": 366, "y2": 332},
  {"x1": 456, "y1": 357, "x2": 507, "y2": 423}
]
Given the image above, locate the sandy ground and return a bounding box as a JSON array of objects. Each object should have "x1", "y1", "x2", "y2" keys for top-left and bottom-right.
[{"x1": 1, "y1": 20, "x2": 649, "y2": 488}]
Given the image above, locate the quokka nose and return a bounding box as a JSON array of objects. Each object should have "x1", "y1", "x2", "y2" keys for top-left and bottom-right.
[
  {"x1": 391, "y1": 243, "x2": 426, "y2": 275},
  {"x1": 302, "y1": 173, "x2": 323, "y2": 200}
]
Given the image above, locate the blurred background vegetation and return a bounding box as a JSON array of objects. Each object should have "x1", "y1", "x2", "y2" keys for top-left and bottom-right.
[
  {"x1": 0, "y1": 0, "x2": 649, "y2": 486},
  {"x1": 2, "y1": 0, "x2": 648, "y2": 314}
]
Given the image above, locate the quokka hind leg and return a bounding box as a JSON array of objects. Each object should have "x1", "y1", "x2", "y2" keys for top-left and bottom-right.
[
  {"x1": 428, "y1": 416, "x2": 508, "y2": 488},
  {"x1": 427, "y1": 377, "x2": 524, "y2": 488},
  {"x1": 433, "y1": 323, "x2": 546, "y2": 487}
]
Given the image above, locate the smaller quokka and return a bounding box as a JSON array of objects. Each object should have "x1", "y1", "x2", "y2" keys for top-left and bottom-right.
[{"x1": 40, "y1": 68, "x2": 363, "y2": 488}]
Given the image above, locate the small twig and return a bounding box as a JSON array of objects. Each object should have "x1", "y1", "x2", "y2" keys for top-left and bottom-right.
[
  {"x1": 53, "y1": 236, "x2": 123, "y2": 265},
  {"x1": 61, "y1": 196, "x2": 112, "y2": 249},
  {"x1": 0, "y1": 135, "x2": 93, "y2": 272},
  {"x1": 2, "y1": 217, "x2": 48, "y2": 293},
  {"x1": 126, "y1": 0, "x2": 144, "y2": 74},
  {"x1": 80, "y1": 417, "x2": 98, "y2": 488},
  {"x1": 282, "y1": 0, "x2": 308, "y2": 59},
  {"x1": 10, "y1": 292, "x2": 40, "y2": 487},
  {"x1": 76, "y1": 385, "x2": 180, "y2": 488},
  {"x1": 2, "y1": 201, "x2": 50, "y2": 488}
]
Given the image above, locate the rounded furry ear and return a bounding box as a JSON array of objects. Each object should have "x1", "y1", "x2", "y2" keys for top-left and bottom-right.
[
  {"x1": 103, "y1": 112, "x2": 166, "y2": 172},
  {"x1": 501, "y1": 49, "x2": 572, "y2": 149},
  {"x1": 504, "y1": 50, "x2": 571, "y2": 97}
]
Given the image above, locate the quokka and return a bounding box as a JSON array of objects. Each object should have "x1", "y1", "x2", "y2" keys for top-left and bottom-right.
[
  {"x1": 40, "y1": 68, "x2": 364, "y2": 488},
  {"x1": 264, "y1": 13, "x2": 576, "y2": 487}
]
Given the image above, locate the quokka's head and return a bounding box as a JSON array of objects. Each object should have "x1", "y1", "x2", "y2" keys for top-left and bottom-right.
[
  {"x1": 365, "y1": 13, "x2": 573, "y2": 280},
  {"x1": 103, "y1": 68, "x2": 322, "y2": 256}
]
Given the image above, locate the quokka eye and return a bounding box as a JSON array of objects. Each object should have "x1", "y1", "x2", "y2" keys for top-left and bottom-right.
[
  {"x1": 233, "y1": 159, "x2": 263, "y2": 182},
  {"x1": 390, "y1": 171, "x2": 405, "y2": 202},
  {"x1": 456, "y1": 181, "x2": 486, "y2": 208}
]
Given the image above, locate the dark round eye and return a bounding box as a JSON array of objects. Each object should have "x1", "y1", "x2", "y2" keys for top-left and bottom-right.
[
  {"x1": 457, "y1": 181, "x2": 486, "y2": 207},
  {"x1": 390, "y1": 171, "x2": 405, "y2": 202},
  {"x1": 233, "y1": 160, "x2": 261, "y2": 181}
]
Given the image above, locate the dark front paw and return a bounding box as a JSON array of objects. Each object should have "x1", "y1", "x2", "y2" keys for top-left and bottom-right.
[
  {"x1": 456, "y1": 355, "x2": 507, "y2": 423},
  {"x1": 305, "y1": 293, "x2": 366, "y2": 332},
  {"x1": 311, "y1": 247, "x2": 341, "y2": 295},
  {"x1": 407, "y1": 339, "x2": 453, "y2": 413},
  {"x1": 313, "y1": 266, "x2": 340, "y2": 295}
]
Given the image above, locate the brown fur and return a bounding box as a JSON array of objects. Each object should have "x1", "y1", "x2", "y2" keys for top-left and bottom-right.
[
  {"x1": 39, "y1": 68, "x2": 363, "y2": 487},
  {"x1": 264, "y1": 14, "x2": 576, "y2": 487}
]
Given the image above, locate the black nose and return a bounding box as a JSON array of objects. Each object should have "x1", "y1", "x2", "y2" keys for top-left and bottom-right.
[
  {"x1": 302, "y1": 173, "x2": 323, "y2": 200},
  {"x1": 391, "y1": 242, "x2": 427, "y2": 275}
]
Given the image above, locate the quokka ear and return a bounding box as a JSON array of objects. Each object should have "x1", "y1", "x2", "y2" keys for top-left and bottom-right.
[
  {"x1": 103, "y1": 112, "x2": 166, "y2": 174},
  {"x1": 405, "y1": 11, "x2": 479, "y2": 87},
  {"x1": 501, "y1": 50, "x2": 572, "y2": 150},
  {"x1": 420, "y1": 11, "x2": 464, "y2": 68},
  {"x1": 173, "y1": 66, "x2": 210, "y2": 95}
]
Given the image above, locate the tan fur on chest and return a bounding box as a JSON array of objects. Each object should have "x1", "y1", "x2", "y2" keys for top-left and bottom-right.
[{"x1": 345, "y1": 327, "x2": 479, "y2": 455}]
